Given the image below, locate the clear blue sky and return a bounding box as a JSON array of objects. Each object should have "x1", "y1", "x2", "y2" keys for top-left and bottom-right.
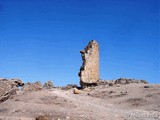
[{"x1": 0, "y1": 0, "x2": 159, "y2": 86}]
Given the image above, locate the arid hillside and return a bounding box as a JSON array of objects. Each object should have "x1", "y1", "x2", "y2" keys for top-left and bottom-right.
[{"x1": 0, "y1": 78, "x2": 160, "y2": 120}]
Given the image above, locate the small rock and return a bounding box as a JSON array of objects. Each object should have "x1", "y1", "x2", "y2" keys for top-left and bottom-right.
[
  {"x1": 66, "y1": 116, "x2": 70, "y2": 119},
  {"x1": 109, "y1": 91, "x2": 114, "y2": 94},
  {"x1": 116, "y1": 84, "x2": 121, "y2": 87},
  {"x1": 73, "y1": 88, "x2": 81, "y2": 94},
  {"x1": 108, "y1": 83, "x2": 114, "y2": 86},
  {"x1": 36, "y1": 114, "x2": 52, "y2": 120},
  {"x1": 144, "y1": 85, "x2": 150, "y2": 88}
]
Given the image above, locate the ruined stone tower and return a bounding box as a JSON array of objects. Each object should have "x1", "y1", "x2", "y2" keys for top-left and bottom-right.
[{"x1": 78, "y1": 40, "x2": 99, "y2": 87}]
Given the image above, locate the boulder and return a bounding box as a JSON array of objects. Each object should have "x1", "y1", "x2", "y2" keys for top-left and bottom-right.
[
  {"x1": 43, "y1": 81, "x2": 54, "y2": 89},
  {"x1": 0, "y1": 78, "x2": 24, "y2": 102},
  {"x1": 22, "y1": 81, "x2": 43, "y2": 93},
  {"x1": 96, "y1": 80, "x2": 108, "y2": 86}
]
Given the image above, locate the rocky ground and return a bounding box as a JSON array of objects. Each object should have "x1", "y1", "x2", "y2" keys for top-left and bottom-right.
[{"x1": 0, "y1": 78, "x2": 160, "y2": 120}]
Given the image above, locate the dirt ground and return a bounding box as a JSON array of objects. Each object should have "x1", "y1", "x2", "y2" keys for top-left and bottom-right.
[{"x1": 0, "y1": 83, "x2": 160, "y2": 120}]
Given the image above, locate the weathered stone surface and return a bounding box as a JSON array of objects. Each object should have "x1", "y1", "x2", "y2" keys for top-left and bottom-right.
[
  {"x1": 0, "y1": 87, "x2": 18, "y2": 102},
  {"x1": 96, "y1": 80, "x2": 108, "y2": 86},
  {"x1": 114, "y1": 78, "x2": 148, "y2": 84},
  {"x1": 78, "y1": 40, "x2": 99, "y2": 87},
  {"x1": 43, "y1": 81, "x2": 54, "y2": 89},
  {"x1": 0, "y1": 78, "x2": 24, "y2": 102},
  {"x1": 21, "y1": 81, "x2": 43, "y2": 93}
]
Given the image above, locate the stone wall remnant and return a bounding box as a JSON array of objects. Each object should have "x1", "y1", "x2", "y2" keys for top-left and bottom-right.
[{"x1": 78, "y1": 40, "x2": 100, "y2": 87}]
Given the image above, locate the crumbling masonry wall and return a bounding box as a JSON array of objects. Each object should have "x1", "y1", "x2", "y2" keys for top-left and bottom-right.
[{"x1": 78, "y1": 40, "x2": 99, "y2": 87}]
